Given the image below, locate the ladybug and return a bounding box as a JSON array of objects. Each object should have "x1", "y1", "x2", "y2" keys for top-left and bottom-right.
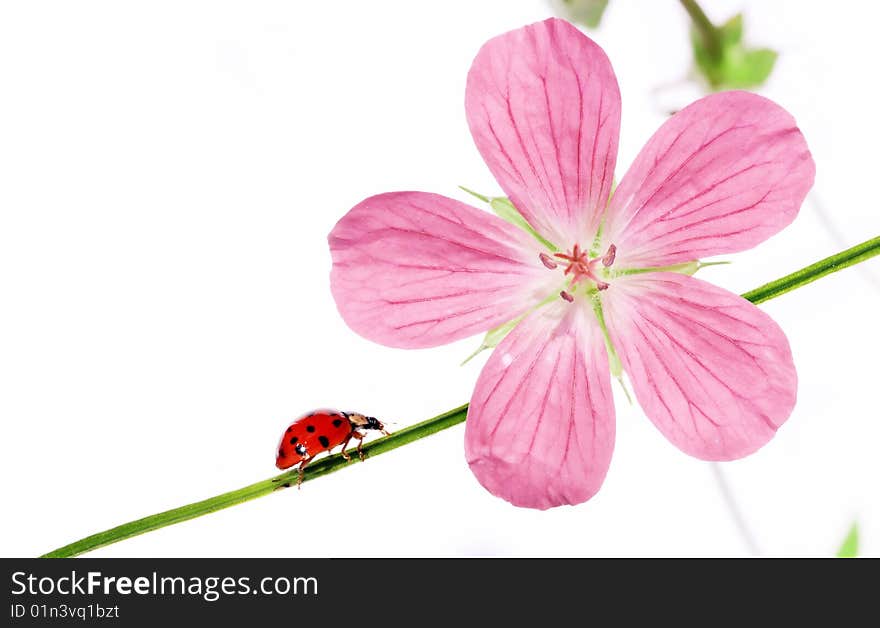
[{"x1": 275, "y1": 409, "x2": 388, "y2": 485}]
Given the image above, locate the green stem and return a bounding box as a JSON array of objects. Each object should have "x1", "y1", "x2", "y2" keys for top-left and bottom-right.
[
  {"x1": 41, "y1": 405, "x2": 469, "y2": 558},
  {"x1": 679, "y1": 0, "x2": 722, "y2": 62},
  {"x1": 41, "y1": 236, "x2": 880, "y2": 558},
  {"x1": 742, "y1": 236, "x2": 880, "y2": 304}
]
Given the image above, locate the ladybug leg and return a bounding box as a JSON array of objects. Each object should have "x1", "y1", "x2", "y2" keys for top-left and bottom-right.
[
  {"x1": 352, "y1": 431, "x2": 366, "y2": 461},
  {"x1": 296, "y1": 457, "x2": 314, "y2": 489},
  {"x1": 339, "y1": 433, "x2": 354, "y2": 461}
]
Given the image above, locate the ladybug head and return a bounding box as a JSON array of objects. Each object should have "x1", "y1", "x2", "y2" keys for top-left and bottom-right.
[
  {"x1": 365, "y1": 415, "x2": 384, "y2": 431},
  {"x1": 346, "y1": 412, "x2": 388, "y2": 435}
]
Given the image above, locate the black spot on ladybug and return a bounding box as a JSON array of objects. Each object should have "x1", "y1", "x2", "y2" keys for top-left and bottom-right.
[
  {"x1": 306, "y1": 412, "x2": 315, "y2": 417},
  {"x1": 332, "y1": 418, "x2": 343, "y2": 428},
  {"x1": 286, "y1": 426, "x2": 293, "y2": 433},
  {"x1": 318, "y1": 435, "x2": 330, "y2": 449},
  {"x1": 278, "y1": 448, "x2": 286, "y2": 459},
  {"x1": 289, "y1": 436, "x2": 298, "y2": 445},
  {"x1": 306, "y1": 425, "x2": 316, "y2": 433}
]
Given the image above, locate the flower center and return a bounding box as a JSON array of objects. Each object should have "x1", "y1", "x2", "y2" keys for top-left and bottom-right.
[{"x1": 539, "y1": 243, "x2": 616, "y2": 301}]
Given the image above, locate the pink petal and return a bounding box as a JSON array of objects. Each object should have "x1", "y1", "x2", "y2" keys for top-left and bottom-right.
[
  {"x1": 466, "y1": 17, "x2": 621, "y2": 246},
  {"x1": 604, "y1": 91, "x2": 815, "y2": 268},
  {"x1": 602, "y1": 272, "x2": 797, "y2": 460},
  {"x1": 465, "y1": 301, "x2": 615, "y2": 509},
  {"x1": 329, "y1": 192, "x2": 548, "y2": 349}
]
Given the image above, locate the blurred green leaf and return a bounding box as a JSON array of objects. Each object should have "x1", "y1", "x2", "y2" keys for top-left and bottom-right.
[
  {"x1": 836, "y1": 523, "x2": 859, "y2": 558},
  {"x1": 725, "y1": 48, "x2": 778, "y2": 89},
  {"x1": 720, "y1": 13, "x2": 743, "y2": 47},
  {"x1": 690, "y1": 12, "x2": 778, "y2": 91},
  {"x1": 556, "y1": 0, "x2": 609, "y2": 29}
]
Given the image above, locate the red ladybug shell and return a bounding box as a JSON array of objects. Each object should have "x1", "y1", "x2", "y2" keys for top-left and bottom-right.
[{"x1": 276, "y1": 409, "x2": 352, "y2": 470}]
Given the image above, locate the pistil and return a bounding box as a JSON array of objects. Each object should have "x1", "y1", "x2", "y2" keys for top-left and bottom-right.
[{"x1": 541, "y1": 243, "x2": 617, "y2": 298}]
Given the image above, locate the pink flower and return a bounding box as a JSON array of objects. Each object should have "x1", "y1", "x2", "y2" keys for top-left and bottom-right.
[{"x1": 328, "y1": 18, "x2": 814, "y2": 509}]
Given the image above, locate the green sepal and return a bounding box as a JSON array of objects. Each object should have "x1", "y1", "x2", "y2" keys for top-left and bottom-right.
[
  {"x1": 488, "y1": 197, "x2": 536, "y2": 236},
  {"x1": 460, "y1": 315, "x2": 524, "y2": 366},
  {"x1": 589, "y1": 290, "x2": 632, "y2": 403},
  {"x1": 611, "y1": 260, "x2": 730, "y2": 278},
  {"x1": 459, "y1": 186, "x2": 557, "y2": 251}
]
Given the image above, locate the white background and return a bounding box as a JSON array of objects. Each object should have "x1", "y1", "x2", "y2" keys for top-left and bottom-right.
[{"x1": 1, "y1": 0, "x2": 878, "y2": 557}]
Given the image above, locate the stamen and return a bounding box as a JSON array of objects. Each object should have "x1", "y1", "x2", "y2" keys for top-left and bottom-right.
[
  {"x1": 560, "y1": 290, "x2": 574, "y2": 303},
  {"x1": 547, "y1": 242, "x2": 615, "y2": 293},
  {"x1": 602, "y1": 244, "x2": 616, "y2": 267},
  {"x1": 539, "y1": 253, "x2": 558, "y2": 269}
]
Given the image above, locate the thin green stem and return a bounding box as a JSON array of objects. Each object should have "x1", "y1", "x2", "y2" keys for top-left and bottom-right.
[
  {"x1": 742, "y1": 236, "x2": 880, "y2": 304},
  {"x1": 679, "y1": 0, "x2": 722, "y2": 62},
  {"x1": 41, "y1": 405, "x2": 468, "y2": 558},
  {"x1": 41, "y1": 236, "x2": 880, "y2": 558}
]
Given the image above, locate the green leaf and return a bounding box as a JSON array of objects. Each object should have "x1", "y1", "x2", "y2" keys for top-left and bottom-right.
[
  {"x1": 690, "y1": 12, "x2": 778, "y2": 91},
  {"x1": 731, "y1": 48, "x2": 778, "y2": 87},
  {"x1": 719, "y1": 13, "x2": 743, "y2": 47},
  {"x1": 557, "y1": 0, "x2": 609, "y2": 29},
  {"x1": 836, "y1": 523, "x2": 859, "y2": 558}
]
